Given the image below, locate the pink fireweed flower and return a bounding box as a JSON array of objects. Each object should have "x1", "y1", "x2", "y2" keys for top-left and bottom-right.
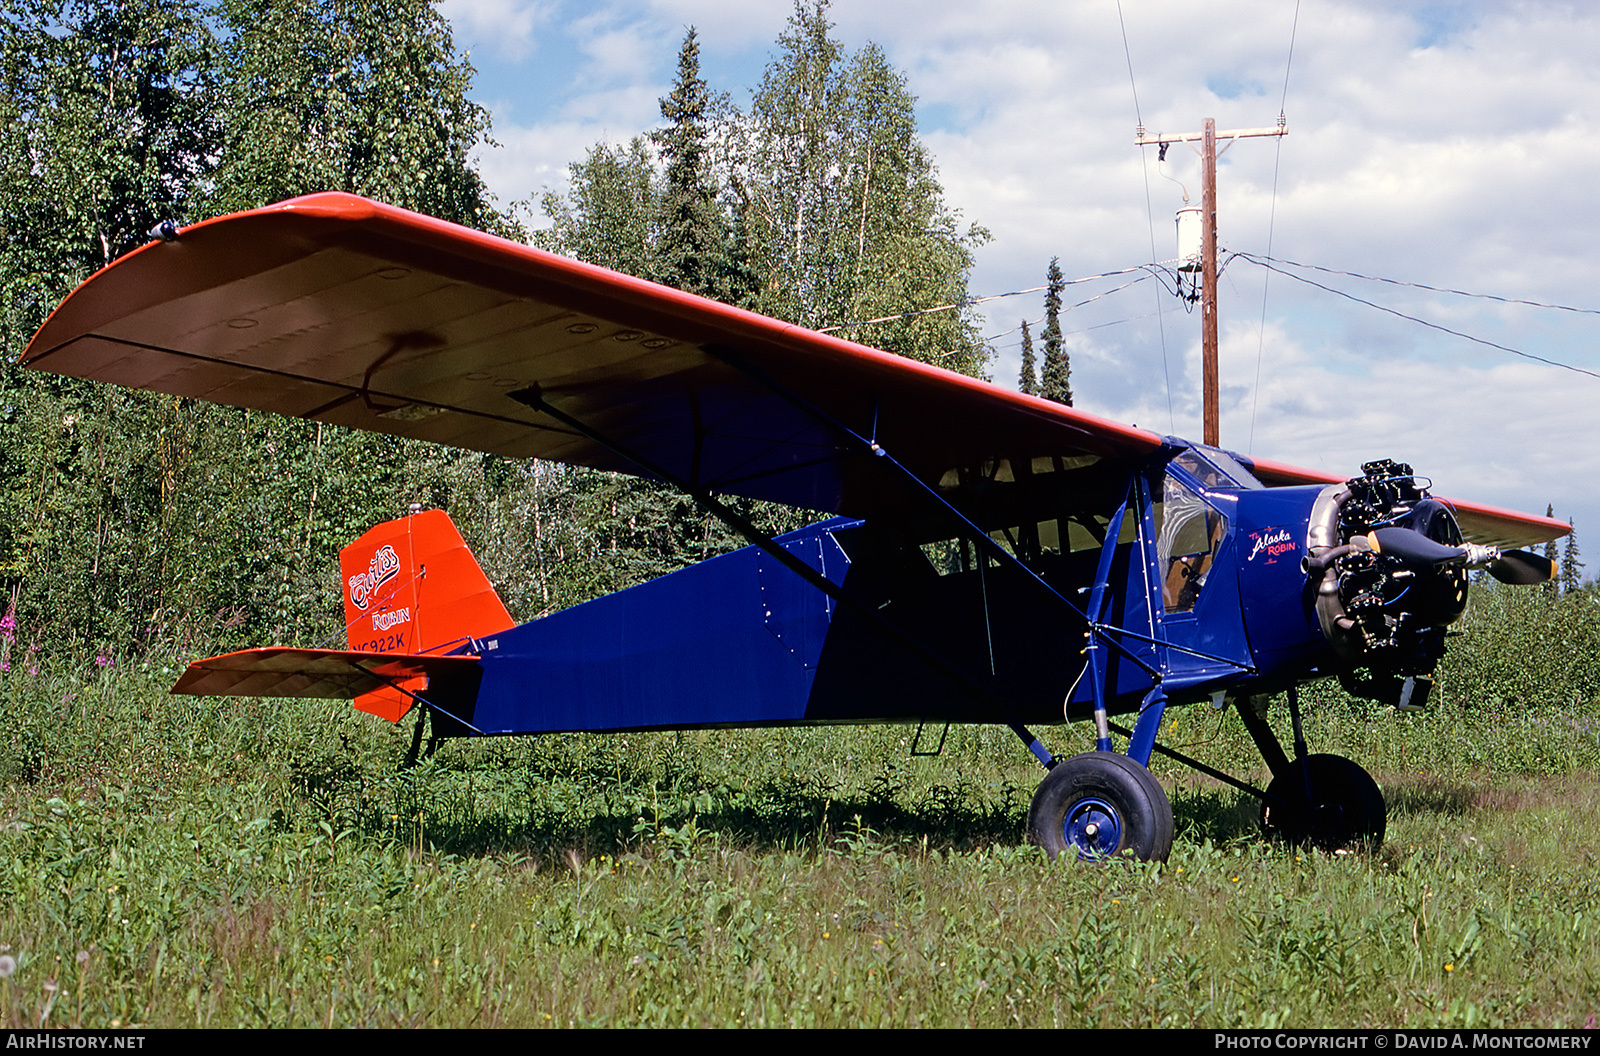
[{"x1": 94, "y1": 655, "x2": 111, "y2": 667}]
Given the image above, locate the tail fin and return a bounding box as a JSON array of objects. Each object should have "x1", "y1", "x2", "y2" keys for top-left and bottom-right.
[{"x1": 340, "y1": 509, "x2": 513, "y2": 721}]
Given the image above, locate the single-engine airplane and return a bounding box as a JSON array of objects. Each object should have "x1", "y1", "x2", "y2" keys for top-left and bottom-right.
[{"x1": 20, "y1": 193, "x2": 1568, "y2": 861}]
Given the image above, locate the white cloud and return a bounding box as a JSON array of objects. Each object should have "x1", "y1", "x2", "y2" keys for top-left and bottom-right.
[
  {"x1": 439, "y1": 0, "x2": 546, "y2": 60},
  {"x1": 451, "y1": 0, "x2": 1600, "y2": 532}
]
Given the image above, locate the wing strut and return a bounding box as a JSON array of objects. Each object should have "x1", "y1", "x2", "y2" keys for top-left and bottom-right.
[
  {"x1": 698, "y1": 345, "x2": 1180, "y2": 678},
  {"x1": 509, "y1": 383, "x2": 1050, "y2": 759}
]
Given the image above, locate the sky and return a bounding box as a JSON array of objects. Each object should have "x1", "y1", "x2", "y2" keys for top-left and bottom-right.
[{"x1": 439, "y1": 0, "x2": 1600, "y2": 546}]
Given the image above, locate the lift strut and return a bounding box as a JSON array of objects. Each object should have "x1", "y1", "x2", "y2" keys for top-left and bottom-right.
[{"x1": 510, "y1": 384, "x2": 1047, "y2": 751}]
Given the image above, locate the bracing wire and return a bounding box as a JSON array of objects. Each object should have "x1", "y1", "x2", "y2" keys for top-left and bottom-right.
[
  {"x1": 1119, "y1": 0, "x2": 1176, "y2": 431},
  {"x1": 1248, "y1": 0, "x2": 1302, "y2": 455}
]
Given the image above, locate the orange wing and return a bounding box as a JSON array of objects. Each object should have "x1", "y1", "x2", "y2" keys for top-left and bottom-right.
[{"x1": 21, "y1": 192, "x2": 1566, "y2": 547}]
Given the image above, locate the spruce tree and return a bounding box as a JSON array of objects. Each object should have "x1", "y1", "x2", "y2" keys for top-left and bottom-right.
[
  {"x1": 1562, "y1": 518, "x2": 1583, "y2": 595},
  {"x1": 1545, "y1": 505, "x2": 1559, "y2": 596},
  {"x1": 1018, "y1": 320, "x2": 1038, "y2": 396},
  {"x1": 1039, "y1": 258, "x2": 1072, "y2": 405},
  {"x1": 652, "y1": 29, "x2": 741, "y2": 300}
]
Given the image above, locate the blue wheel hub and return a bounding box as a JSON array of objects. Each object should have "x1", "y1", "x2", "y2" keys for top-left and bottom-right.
[{"x1": 1064, "y1": 797, "x2": 1123, "y2": 858}]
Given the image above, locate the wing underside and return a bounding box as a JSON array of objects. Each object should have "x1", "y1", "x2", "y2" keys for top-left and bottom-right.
[
  {"x1": 22, "y1": 193, "x2": 1161, "y2": 521},
  {"x1": 22, "y1": 192, "x2": 1567, "y2": 546}
]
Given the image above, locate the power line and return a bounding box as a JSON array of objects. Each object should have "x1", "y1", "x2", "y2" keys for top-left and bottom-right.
[
  {"x1": 1250, "y1": 0, "x2": 1301, "y2": 454},
  {"x1": 988, "y1": 303, "x2": 1182, "y2": 349},
  {"x1": 1234, "y1": 253, "x2": 1600, "y2": 381},
  {"x1": 1239, "y1": 253, "x2": 1600, "y2": 317},
  {"x1": 817, "y1": 265, "x2": 1156, "y2": 334},
  {"x1": 980, "y1": 274, "x2": 1155, "y2": 342},
  {"x1": 1119, "y1": 0, "x2": 1176, "y2": 431}
]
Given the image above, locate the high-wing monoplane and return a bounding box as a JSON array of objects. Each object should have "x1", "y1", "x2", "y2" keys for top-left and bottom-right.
[{"x1": 21, "y1": 193, "x2": 1568, "y2": 861}]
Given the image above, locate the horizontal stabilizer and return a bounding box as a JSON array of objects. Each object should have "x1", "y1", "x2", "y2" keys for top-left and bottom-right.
[{"x1": 172, "y1": 647, "x2": 478, "y2": 700}]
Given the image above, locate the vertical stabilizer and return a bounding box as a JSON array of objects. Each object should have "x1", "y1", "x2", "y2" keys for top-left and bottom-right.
[{"x1": 339, "y1": 509, "x2": 513, "y2": 720}]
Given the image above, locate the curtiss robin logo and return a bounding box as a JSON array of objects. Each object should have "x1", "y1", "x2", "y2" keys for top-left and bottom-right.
[{"x1": 348, "y1": 545, "x2": 400, "y2": 610}]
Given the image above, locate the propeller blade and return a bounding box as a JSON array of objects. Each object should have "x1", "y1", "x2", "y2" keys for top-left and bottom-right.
[
  {"x1": 1487, "y1": 549, "x2": 1556, "y2": 585},
  {"x1": 1367, "y1": 527, "x2": 1465, "y2": 568}
]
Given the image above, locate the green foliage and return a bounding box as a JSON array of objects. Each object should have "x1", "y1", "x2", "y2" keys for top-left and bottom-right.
[
  {"x1": 0, "y1": 0, "x2": 535, "y2": 656},
  {"x1": 541, "y1": 3, "x2": 989, "y2": 375},
  {"x1": 3, "y1": 617, "x2": 1600, "y2": 1026},
  {"x1": 741, "y1": 5, "x2": 988, "y2": 372},
  {"x1": 0, "y1": 0, "x2": 218, "y2": 350},
  {"x1": 206, "y1": 0, "x2": 508, "y2": 232},
  {"x1": 536, "y1": 7, "x2": 999, "y2": 598},
  {"x1": 1017, "y1": 320, "x2": 1037, "y2": 396},
  {"x1": 1561, "y1": 520, "x2": 1582, "y2": 595},
  {"x1": 651, "y1": 28, "x2": 750, "y2": 304},
  {"x1": 538, "y1": 137, "x2": 659, "y2": 279},
  {"x1": 1544, "y1": 505, "x2": 1558, "y2": 598},
  {"x1": 1039, "y1": 257, "x2": 1072, "y2": 405}
]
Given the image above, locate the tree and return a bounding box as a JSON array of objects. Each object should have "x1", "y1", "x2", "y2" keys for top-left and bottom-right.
[
  {"x1": 0, "y1": 0, "x2": 218, "y2": 350},
  {"x1": 1039, "y1": 257, "x2": 1072, "y2": 405},
  {"x1": 539, "y1": 29, "x2": 749, "y2": 302},
  {"x1": 533, "y1": 7, "x2": 995, "y2": 595},
  {"x1": 738, "y1": 1, "x2": 988, "y2": 373},
  {"x1": 651, "y1": 29, "x2": 751, "y2": 302},
  {"x1": 539, "y1": 138, "x2": 659, "y2": 278},
  {"x1": 0, "y1": 0, "x2": 520, "y2": 655},
  {"x1": 540, "y1": 4, "x2": 988, "y2": 374},
  {"x1": 1562, "y1": 519, "x2": 1583, "y2": 596},
  {"x1": 207, "y1": 0, "x2": 508, "y2": 232},
  {"x1": 535, "y1": 33, "x2": 759, "y2": 596},
  {"x1": 1544, "y1": 505, "x2": 1558, "y2": 596},
  {"x1": 1018, "y1": 321, "x2": 1038, "y2": 396},
  {"x1": 0, "y1": 0, "x2": 221, "y2": 650}
]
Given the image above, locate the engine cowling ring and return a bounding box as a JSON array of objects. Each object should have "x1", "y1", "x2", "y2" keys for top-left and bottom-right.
[{"x1": 1300, "y1": 465, "x2": 1469, "y2": 709}]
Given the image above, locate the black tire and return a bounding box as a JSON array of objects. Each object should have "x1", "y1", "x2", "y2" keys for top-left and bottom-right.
[
  {"x1": 1027, "y1": 751, "x2": 1175, "y2": 862},
  {"x1": 1260, "y1": 753, "x2": 1386, "y2": 852}
]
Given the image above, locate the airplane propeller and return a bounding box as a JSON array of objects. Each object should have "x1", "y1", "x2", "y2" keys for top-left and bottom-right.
[{"x1": 1367, "y1": 526, "x2": 1556, "y2": 585}]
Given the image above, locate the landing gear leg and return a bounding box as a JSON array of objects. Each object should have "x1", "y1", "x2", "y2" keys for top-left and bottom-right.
[
  {"x1": 1240, "y1": 692, "x2": 1386, "y2": 851},
  {"x1": 403, "y1": 705, "x2": 429, "y2": 769},
  {"x1": 403, "y1": 706, "x2": 444, "y2": 768}
]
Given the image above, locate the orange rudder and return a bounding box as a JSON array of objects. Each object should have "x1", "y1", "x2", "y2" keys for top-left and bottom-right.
[{"x1": 338, "y1": 509, "x2": 514, "y2": 721}]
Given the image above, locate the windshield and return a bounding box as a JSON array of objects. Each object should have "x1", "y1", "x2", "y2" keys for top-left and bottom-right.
[{"x1": 1170, "y1": 447, "x2": 1263, "y2": 491}]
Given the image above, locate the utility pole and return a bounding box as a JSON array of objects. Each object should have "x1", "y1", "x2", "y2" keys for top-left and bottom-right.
[{"x1": 1135, "y1": 117, "x2": 1286, "y2": 447}]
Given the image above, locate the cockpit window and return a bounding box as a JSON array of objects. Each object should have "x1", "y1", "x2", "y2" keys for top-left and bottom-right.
[
  {"x1": 1156, "y1": 472, "x2": 1228, "y2": 613},
  {"x1": 1170, "y1": 447, "x2": 1263, "y2": 491}
]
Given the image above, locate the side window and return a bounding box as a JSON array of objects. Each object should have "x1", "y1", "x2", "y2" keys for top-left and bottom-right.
[{"x1": 1157, "y1": 473, "x2": 1228, "y2": 613}]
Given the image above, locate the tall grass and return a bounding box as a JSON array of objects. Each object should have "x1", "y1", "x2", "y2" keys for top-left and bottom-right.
[{"x1": 1, "y1": 584, "x2": 1599, "y2": 1027}]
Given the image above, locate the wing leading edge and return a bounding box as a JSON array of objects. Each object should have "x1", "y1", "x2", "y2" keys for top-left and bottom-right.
[
  {"x1": 21, "y1": 192, "x2": 1161, "y2": 521},
  {"x1": 22, "y1": 192, "x2": 1566, "y2": 546}
]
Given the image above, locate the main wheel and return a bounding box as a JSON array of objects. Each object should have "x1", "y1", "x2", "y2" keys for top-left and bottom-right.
[
  {"x1": 1260, "y1": 753, "x2": 1386, "y2": 852},
  {"x1": 1027, "y1": 752, "x2": 1175, "y2": 862}
]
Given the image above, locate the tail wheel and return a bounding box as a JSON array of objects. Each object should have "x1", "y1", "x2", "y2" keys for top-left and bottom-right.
[
  {"x1": 1261, "y1": 753, "x2": 1386, "y2": 852},
  {"x1": 1027, "y1": 752, "x2": 1175, "y2": 862}
]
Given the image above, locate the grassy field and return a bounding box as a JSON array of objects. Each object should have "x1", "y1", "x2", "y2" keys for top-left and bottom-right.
[{"x1": 2, "y1": 586, "x2": 1599, "y2": 1028}]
